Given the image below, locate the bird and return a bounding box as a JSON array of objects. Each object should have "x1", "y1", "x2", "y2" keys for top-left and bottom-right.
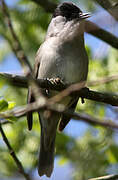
[{"x1": 27, "y1": 1, "x2": 90, "y2": 177}]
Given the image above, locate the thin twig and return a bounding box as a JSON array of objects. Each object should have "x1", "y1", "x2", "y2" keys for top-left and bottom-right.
[
  {"x1": 1, "y1": 0, "x2": 45, "y2": 99},
  {"x1": 0, "y1": 123, "x2": 32, "y2": 180},
  {"x1": 0, "y1": 119, "x2": 12, "y2": 125},
  {"x1": 88, "y1": 74, "x2": 118, "y2": 86},
  {"x1": 1, "y1": 0, "x2": 32, "y2": 74},
  {"x1": 0, "y1": 1, "x2": 44, "y2": 179},
  {"x1": 0, "y1": 97, "x2": 118, "y2": 130},
  {"x1": 89, "y1": 174, "x2": 118, "y2": 180},
  {"x1": 49, "y1": 81, "x2": 85, "y2": 103}
]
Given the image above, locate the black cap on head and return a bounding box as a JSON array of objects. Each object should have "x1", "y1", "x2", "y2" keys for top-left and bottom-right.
[{"x1": 53, "y1": 2, "x2": 82, "y2": 21}]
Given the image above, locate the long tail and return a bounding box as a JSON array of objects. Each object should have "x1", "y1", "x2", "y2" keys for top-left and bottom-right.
[
  {"x1": 38, "y1": 112, "x2": 59, "y2": 177},
  {"x1": 38, "y1": 129, "x2": 56, "y2": 177}
]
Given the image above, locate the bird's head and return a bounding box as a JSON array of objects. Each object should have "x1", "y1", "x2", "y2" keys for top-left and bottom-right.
[{"x1": 53, "y1": 2, "x2": 91, "y2": 21}]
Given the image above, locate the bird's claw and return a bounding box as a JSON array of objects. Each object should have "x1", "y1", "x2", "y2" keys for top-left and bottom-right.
[{"x1": 48, "y1": 77, "x2": 64, "y2": 85}]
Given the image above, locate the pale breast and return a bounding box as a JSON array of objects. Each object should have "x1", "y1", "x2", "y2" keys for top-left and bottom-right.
[{"x1": 38, "y1": 36, "x2": 88, "y2": 84}]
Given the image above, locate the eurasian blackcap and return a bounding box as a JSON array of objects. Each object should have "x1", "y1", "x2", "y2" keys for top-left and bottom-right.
[{"x1": 27, "y1": 2, "x2": 90, "y2": 177}]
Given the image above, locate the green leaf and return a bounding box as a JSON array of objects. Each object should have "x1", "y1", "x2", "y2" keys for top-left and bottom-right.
[
  {"x1": 7, "y1": 116, "x2": 17, "y2": 122},
  {"x1": 106, "y1": 145, "x2": 118, "y2": 163},
  {"x1": 58, "y1": 157, "x2": 68, "y2": 166},
  {"x1": 8, "y1": 101, "x2": 16, "y2": 110},
  {"x1": 0, "y1": 99, "x2": 8, "y2": 111}
]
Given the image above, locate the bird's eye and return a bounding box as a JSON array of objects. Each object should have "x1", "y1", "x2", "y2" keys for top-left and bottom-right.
[
  {"x1": 71, "y1": 12, "x2": 79, "y2": 19},
  {"x1": 71, "y1": 12, "x2": 75, "y2": 17}
]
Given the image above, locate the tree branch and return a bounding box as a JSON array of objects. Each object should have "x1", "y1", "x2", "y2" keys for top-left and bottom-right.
[
  {"x1": 1, "y1": 0, "x2": 46, "y2": 100},
  {"x1": 0, "y1": 119, "x2": 13, "y2": 125},
  {"x1": 89, "y1": 174, "x2": 118, "y2": 180},
  {"x1": 29, "y1": 0, "x2": 118, "y2": 49},
  {"x1": 88, "y1": 74, "x2": 118, "y2": 86},
  {"x1": 0, "y1": 95, "x2": 118, "y2": 130},
  {"x1": 31, "y1": 0, "x2": 56, "y2": 13},
  {"x1": 1, "y1": 72, "x2": 118, "y2": 106},
  {"x1": 1, "y1": 72, "x2": 118, "y2": 88},
  {"x1": 0, "y1": 123, "x2": 32, "y2": 180},
  {"x1": 85, "y1": 21, "x2": 118, "y2": 49},
  {"x1": 93, "y1": 0, "x2": 118, "y2": 21},
  {"x1": 1, "y1": 0, "x2": 32, "y2": 74}
]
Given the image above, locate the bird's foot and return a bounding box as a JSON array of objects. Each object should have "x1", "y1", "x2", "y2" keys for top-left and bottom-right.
[
  {"x1": 48, "y1": 77, "x2": 64, "y2": 85},
  {"x1": 80, "y1": 87, "x2": 89, "y2": 104},
  {"x1": 81, "y1": 97, "x2": 85, "y2": 104}
]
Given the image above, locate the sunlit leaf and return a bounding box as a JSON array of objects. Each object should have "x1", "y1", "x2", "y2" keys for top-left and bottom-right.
[
  {"x1": 8, "y1": 101, "x2": 16, "y2": 110},
  {"x1": 58, "y1": 157, "x2": 68, "y2": 166},
  {"x1": 0, "y1": 98, "x2": 8, "y2": 111}
]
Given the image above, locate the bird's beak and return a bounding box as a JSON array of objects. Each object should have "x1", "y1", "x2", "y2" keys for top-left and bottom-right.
[{"x1": 79, "y1": 12, "x2": 91, "y2": 20}]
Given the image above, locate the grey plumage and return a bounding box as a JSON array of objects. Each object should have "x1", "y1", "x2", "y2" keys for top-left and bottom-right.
[{"x1": 27, "y1": 2, "x2": 90, "y2": 177}]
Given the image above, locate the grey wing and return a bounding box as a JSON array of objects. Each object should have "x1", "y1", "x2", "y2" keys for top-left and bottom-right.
[
  {"x1": 58, "y1": 98, "x2": 79, "y2": 131},
  {"x1": 27, "y1": 49, "x2": 41, "y2": 130}
]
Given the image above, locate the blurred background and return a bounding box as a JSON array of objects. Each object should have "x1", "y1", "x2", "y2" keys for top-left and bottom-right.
[{"x1": 0, "y1": 0, "x2": 118, "y2": 179}]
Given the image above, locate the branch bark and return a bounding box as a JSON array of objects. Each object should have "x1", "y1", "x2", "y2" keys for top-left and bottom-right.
[
  {"x1": 93, "y1": 0, "x2": 118, "y2": 21},
  {"x1": 85, "y1": 21, "x2": 118, "y2": 49},
  {"x1": 31, "y1": 0, "x2": 56, "y2": 13},
  {"x1": 89, "y1": 174, "x2": 118, "y2": 180},
  {"x1": 1, "y1": 0, "x2": 32, "y2": 74},
  {"x1": 0, "y1": 95, "x2": 118, "y2": 130},
  {"x1": 1, "y1": 0, "x2": 46, "y2": 100},
  {"x1": 1, "y1": 72, "x2": 118, "y2": 106},
  {"x1": 1, "y1": 72, "x2": 118, "y2": 87}
]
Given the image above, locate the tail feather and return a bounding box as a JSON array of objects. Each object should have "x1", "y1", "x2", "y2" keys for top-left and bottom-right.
[
  {"x1": 38, "y1": 112, "x2": 60, "y2": 177},
  {"x1": 27, "y1": 87, "x2": 35, "y2": 130},
  {"x1": 38, "y1": 129, "x2": 55, "y2": 177}
]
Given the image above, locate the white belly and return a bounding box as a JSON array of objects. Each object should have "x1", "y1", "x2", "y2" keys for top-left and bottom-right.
[{"x1": 38, "y1": 37, "x2": 88, "y2": 84}]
